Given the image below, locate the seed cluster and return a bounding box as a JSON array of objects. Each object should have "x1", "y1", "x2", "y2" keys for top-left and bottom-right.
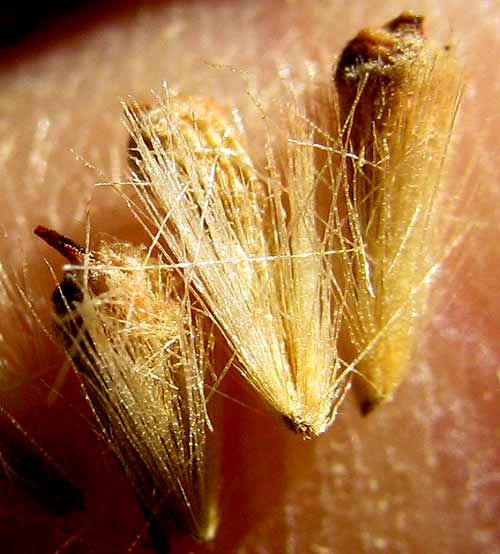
[{"x1": 34, "y1": 12, "x2": 462, "y2": 548}]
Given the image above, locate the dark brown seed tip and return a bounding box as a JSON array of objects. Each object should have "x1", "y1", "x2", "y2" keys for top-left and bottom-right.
[
  {"x1": 384, "y1": 12, "x2": 424, "y2": 36},
  {"x1": 359, "y1": 396, "x2": 388, "y2": 417},
  {"x1": 282, "y1": 415, "x2": 316, "y2": 439},
  {"x1": 34, "y1": 225, "x2": 85, "y2": 265},
  {"x1": 335, "y1": 12, "x2": 425, "y2": 81},
  {"x1": 359, "y1": 396, "x2": 383, "y2": 417}
]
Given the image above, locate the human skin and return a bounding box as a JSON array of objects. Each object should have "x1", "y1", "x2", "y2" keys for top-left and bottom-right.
[{"x1": 0, "y1": 1, "x2": 499, "y2": 553}]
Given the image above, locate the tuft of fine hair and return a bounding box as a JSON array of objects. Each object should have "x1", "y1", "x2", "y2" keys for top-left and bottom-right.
[
  {"x1": 333, "y1": 12, "x2": 464, "y2": 413},
  {"x1": 35, "y1": 225, "x2": 218, "y2": 543},
  {"x1": 125, "y1": 93, "x2": 351, "y2": 437}
]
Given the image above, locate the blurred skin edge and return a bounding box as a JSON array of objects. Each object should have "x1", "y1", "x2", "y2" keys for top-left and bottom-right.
[{"x1": 0, "y1": 0, "x2": 178, "y2": 60}]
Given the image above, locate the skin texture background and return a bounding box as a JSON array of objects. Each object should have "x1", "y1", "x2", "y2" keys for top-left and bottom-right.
[{"x1": 0, "y1": 1, "x2": 499, "y2": 552}]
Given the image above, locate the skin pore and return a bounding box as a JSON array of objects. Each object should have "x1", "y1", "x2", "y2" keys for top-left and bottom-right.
[{"x1": 0, "y1": 1, "x2": 499, "y2": 552}]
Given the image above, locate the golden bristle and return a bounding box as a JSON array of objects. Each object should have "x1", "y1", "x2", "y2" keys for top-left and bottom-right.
[
  {"x1": 126, "y1": 93, "x2": 350, "y2": 437},
  {"x1": 333, "y1": 13, "x2": 463, "y2": 412},
  {"x1": 36, "y1": 226, "x2": 218, "y2": 543}
]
